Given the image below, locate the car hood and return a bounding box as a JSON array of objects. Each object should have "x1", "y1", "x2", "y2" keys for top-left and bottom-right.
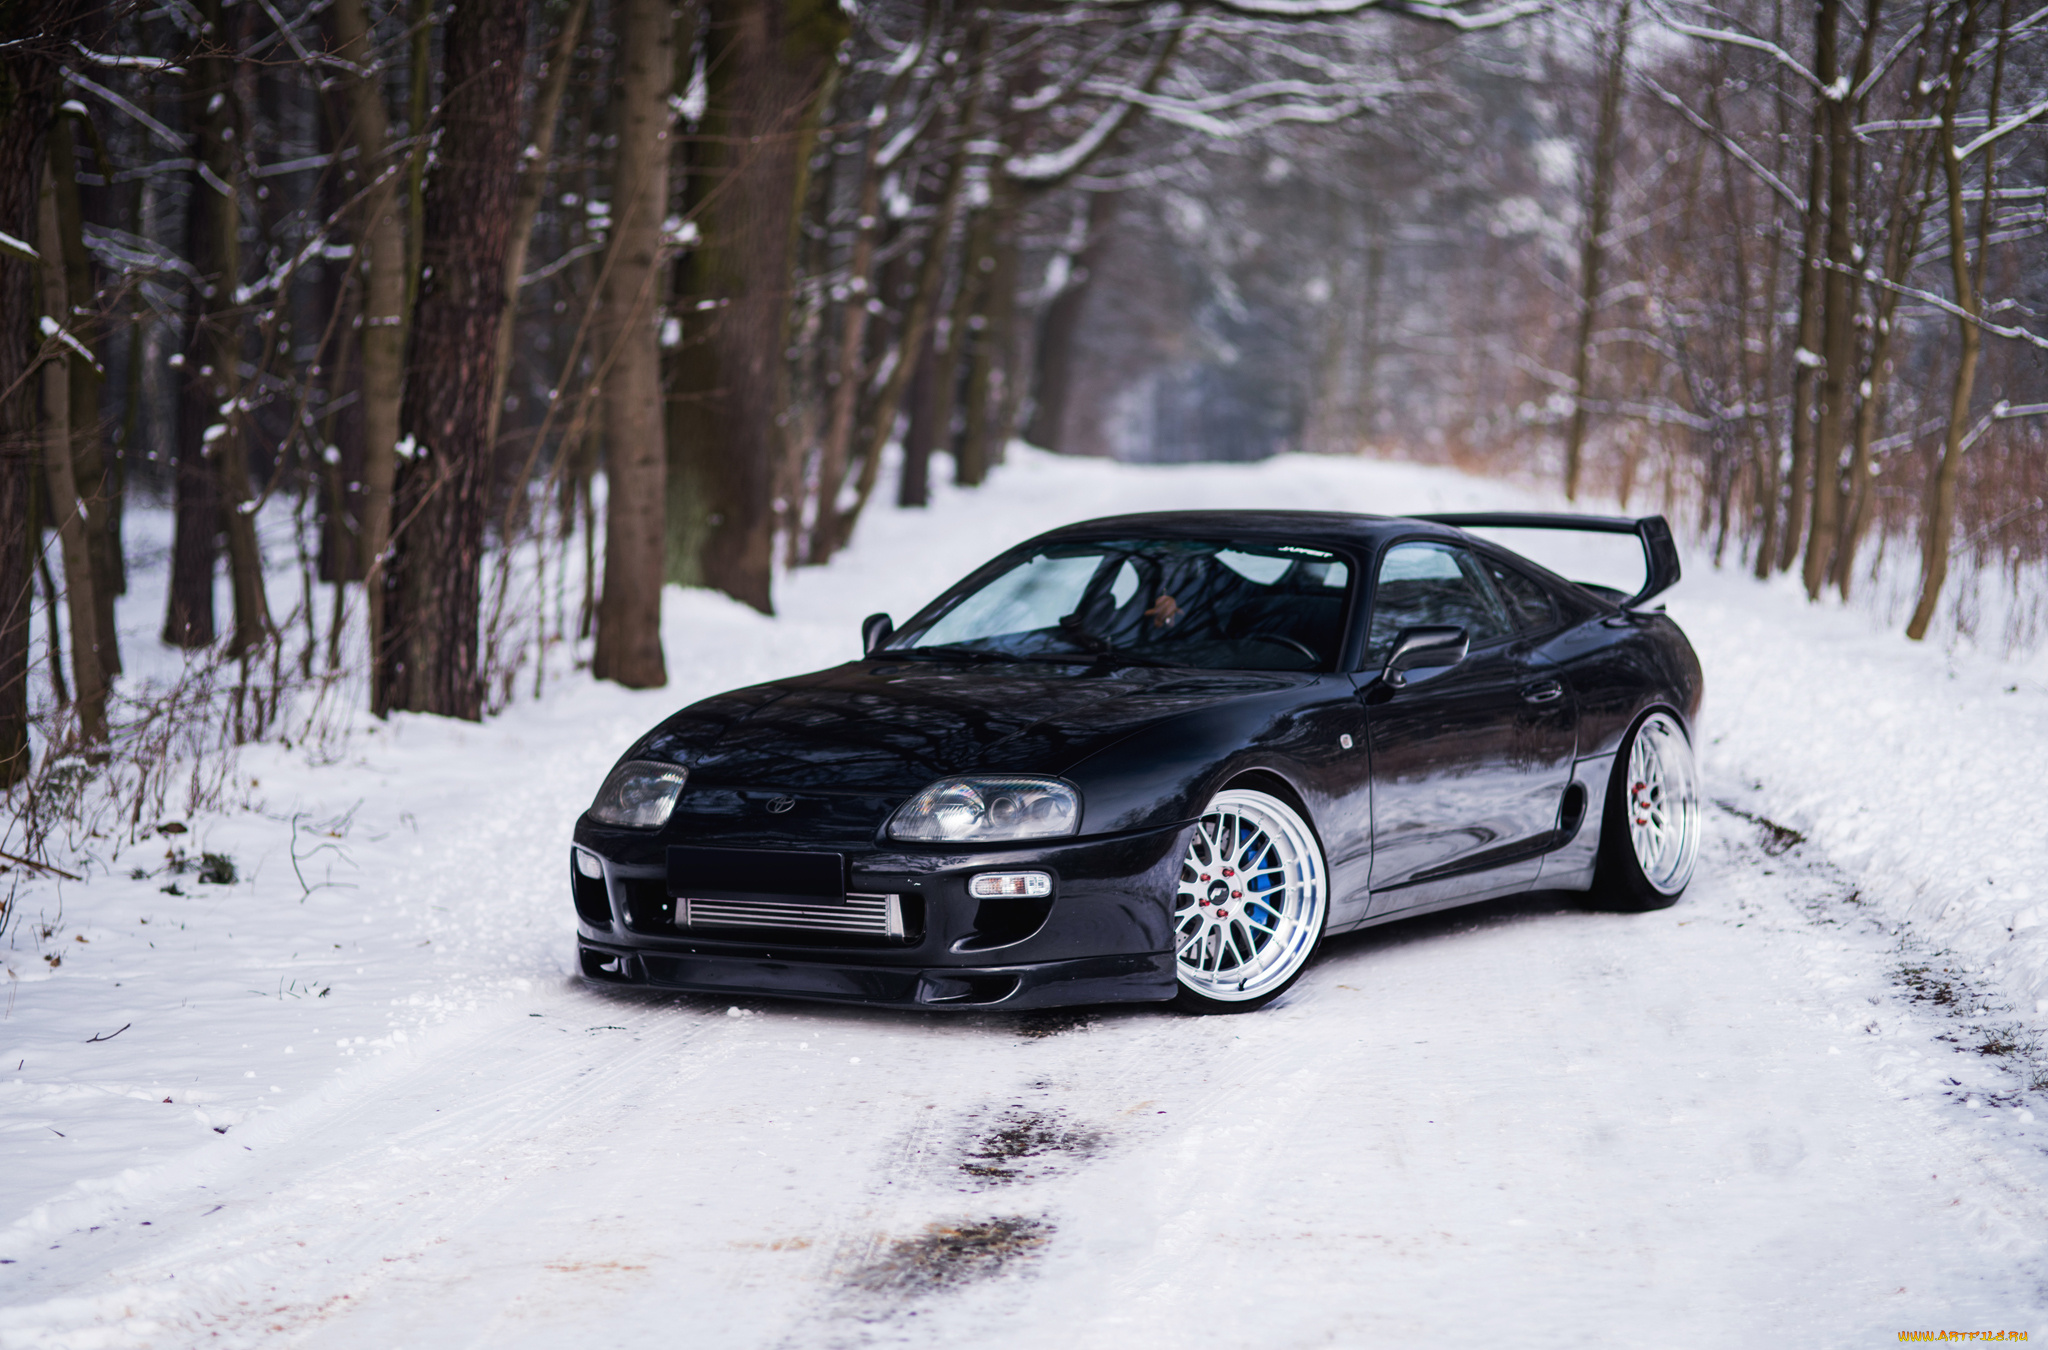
[{"x1": 632, "y1": 660, "x2": 1303, "y2": 794}]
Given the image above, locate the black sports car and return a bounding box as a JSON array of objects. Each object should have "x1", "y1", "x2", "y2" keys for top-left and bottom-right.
[{"x1": 572, "y1": 510, "x2": 1703, "y2": 1014}]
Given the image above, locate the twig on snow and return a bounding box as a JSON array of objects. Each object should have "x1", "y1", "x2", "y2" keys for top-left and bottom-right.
[{"x1": 0, "y1": 849, "x2": 82, "y2": 882}]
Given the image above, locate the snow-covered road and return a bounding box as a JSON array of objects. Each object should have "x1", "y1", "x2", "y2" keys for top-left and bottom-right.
[
  {"x1": 5, "y1": 450, "x2": 2047, "y2": 1347},
  {"x1": 5, "y1": 809, "x2": 2044, "y2": 1348}
]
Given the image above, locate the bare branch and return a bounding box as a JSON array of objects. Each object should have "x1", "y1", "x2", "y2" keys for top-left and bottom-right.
[
  {"x1": 1639, "y1": 73, "x2": 1805, "y2": 210},
  {"x1": 61, "y1": 66, "x2": 185, "y2": 150},
  {"x1": 1645, "y1": 1, "x2": 1823, "y2": 89},
  {"x1": 1955, "y1": 95, "x2": 2048, "y2": 160}
]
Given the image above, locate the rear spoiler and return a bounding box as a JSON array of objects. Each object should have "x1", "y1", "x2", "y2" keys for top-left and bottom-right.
[{"x1": 1416, "y1": 512, "x2": 1681, "y2": 609}]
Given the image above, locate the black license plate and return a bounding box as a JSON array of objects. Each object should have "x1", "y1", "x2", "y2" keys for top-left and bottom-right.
[{"x1": 667, "y1": 846, "x2": 845, "y2": 900}]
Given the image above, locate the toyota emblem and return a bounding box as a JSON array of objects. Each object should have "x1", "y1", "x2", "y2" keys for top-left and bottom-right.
[{"x1": 766, "y1": 795, "x2": 796, "y2": 814}]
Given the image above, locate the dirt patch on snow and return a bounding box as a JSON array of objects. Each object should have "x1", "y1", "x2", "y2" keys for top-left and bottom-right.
[{"x1": 844, "y1": 1216, "x2": 1051, "y2": 1295}]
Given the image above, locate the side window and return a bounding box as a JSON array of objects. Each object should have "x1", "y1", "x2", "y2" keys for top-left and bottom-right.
[
  {"x1": 1366, "y1": 542, "x2": 1511, "y2": 666},
  {"x1": 1483, "y1": 558, "x2": 1557, "y2": 634}
]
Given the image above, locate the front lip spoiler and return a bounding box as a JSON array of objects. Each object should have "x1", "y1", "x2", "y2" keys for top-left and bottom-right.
[{"x1": 577, "y1": 940, "x2": 1175, "y2": 1012}]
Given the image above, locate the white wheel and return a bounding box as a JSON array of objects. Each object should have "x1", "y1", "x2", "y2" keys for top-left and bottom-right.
[
  {"x1": 1597, "y1": 711, "x2": 1700, "y2": 910},
  {"x1": 1173, "y1": 788, "x2": 1328, "y2": 1011}
]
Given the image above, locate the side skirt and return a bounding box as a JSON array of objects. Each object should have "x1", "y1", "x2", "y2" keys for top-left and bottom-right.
[{"x1": 1325, "y1": 751, "x2": 1616, "y2": 936}]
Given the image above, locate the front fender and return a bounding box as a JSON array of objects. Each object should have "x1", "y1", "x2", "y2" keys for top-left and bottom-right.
[{"x1": 1059, "y1": 678, "x2": 1364, "y2": 838}]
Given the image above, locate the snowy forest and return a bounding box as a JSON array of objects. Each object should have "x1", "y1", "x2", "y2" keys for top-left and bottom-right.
[{"x1": 2, "y1": 0, "x2": 2046, "y2": 833}]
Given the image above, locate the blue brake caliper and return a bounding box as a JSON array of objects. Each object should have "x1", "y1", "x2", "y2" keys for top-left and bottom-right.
[{"x1": 1241, "y1": 824, "x2": 1277, "y2": 952}]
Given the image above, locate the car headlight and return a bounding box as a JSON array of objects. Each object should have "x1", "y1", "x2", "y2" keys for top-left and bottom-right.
[
  {"x1": 887, "y1": 776, "x2": 1080, "y2": 843},
  {"x1": 587, "y1": 760, "x2": 689, "y2": 829}
]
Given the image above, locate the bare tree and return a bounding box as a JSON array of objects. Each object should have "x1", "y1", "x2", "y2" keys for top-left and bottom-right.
[
  {"x1": 591, "y1": 0, "x2": 678, "y2": 688},
  {"x1": 1908, "y1": 0, "x2": 1997, "y2": 640},
  {"x1": 667, "y1": 0, "x2": 852, "y2": 613},
  {"x1": 1562, "y1": 0, "x2": 1632, "y2": 503},
  {"x1": 36, "y1": 158, "x2": 106, "y2": 741},
  {"x1": 377, "y1": 0, "x2": 532, "y2": 718},
  {"x1": 1, "y1": 5, "x2": 88, "y2": 784},
  {"x1": 326, "y1": 0, "x2": 411, "y2": 701}
]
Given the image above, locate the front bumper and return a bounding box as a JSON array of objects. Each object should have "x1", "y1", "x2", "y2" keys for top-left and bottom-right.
[
  {"x1": 577, "y1": 942, "x2": 1174, "y2": 1010},
  {"x1": 568, "y1": 820, "x2": 1189, "y2": 1011}
]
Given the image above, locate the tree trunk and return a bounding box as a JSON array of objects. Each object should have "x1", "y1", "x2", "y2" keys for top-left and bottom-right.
[
  {"x1": 959, "y1": 175, "x2": 1020, "y2": 486},
  {"x1": 908, "y1": 206, "x2": 984, "y2": 502},
  {"x1": 2, "y1": 7, "x2": 89, "y2": 782},
  {"x1": 164, "y1": 2, "x2": 245, "y2": 650},
  {"x1": 1026, "y1": 192, "x2": 1115, "y2": 453},
  {"x1": 1561, "y1": 0, "x2": 1630, "y2": 503},
  {"x1": 47, "y1": 112, "x2": 118, "y2": 678},
  {"x1": 808, "y1": 35, "x2": 921, "y2": 556},
  {"x1": 1833, "y1": 128, "x2": 1934, "y2": 597},
  {"x1": 1802, "y1": 0, "x2": 1883, "y2": 599},
  {"x1": 1779, "y1": 0, "x2": 1837, "y2": 574},
  {"x1": 1908, "y1": 0, "x2": 1990, "y2": 641},
  {"x1": 377, "y1": 0, "x2": 531, "y2": 719},
  {"x1": 590, "y1": 0, "x2": 675, "y2": 689},
  {"x1": 328, "y1": 0, "x2": 410, "y2": 702},
  {"x1": 404, "y1": 0, "x2": 431, "y2": 321},
  {"x1": 0, "y1": 5, "x2": 80, "y2": 784},
  {"x1": 897, "y1": 324, "x2": 938, "y2": 507},
  {"x1": 215, "y1": 9, "x2": 268, "y2": 659},
  {"x1": 37, "y1": 159, "x2": 105, "y2": 742},
  {"x1": 667, "y1": 0, "x2": 849, "y2": 613},
  {"x1": 488, "y1": 0, "x2": 590, "y2": 453}
]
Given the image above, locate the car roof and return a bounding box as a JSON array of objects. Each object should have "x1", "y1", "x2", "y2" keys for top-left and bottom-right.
[{"x1": 1031, "y1": 509, "x2": 1461, "y2": 554}]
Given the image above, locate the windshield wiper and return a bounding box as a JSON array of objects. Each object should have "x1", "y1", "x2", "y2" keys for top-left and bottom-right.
[{"x1": 891, "y1": 644, "x2": 1019, "y2": 664}]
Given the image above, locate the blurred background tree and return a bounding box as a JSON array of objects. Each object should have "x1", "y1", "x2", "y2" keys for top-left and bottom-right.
[{"x1": 0, "y1": 0, "x2": 2043, "y2": 787}]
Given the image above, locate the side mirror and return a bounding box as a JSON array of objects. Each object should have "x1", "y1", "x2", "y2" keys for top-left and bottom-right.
[
  {"x1": 862, "y1": 612, "x2": 894, "y2": 657},
  {"x1": 1382, "y1": 625, "x2": 1468, "y2": 688}
]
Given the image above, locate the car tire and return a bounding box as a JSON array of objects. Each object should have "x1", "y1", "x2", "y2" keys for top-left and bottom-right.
[
  {"x1": 1593, "y1": 710, "x2": 1701, "y2": 912},
  {"x1": 1172, "y1": 787, "x2": 1330, "y2": 1014}
]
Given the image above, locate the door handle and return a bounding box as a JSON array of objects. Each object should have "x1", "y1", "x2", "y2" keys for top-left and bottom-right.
[{"x1": 1520, "y1": 679, "x2": 1564, "y2": 704}]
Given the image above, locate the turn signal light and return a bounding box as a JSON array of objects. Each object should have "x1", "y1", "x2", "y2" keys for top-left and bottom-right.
[{"x1": 969, "y1": 871, "x2": 1052, "y2": 899}]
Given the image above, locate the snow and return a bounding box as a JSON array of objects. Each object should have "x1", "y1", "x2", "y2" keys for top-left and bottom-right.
[
  {"x1": 36, "y1": 319, "x2": 100, "y2": 372},
  {"x1": 4, "y1": 447, "x2": 2048, "y2": 1344}
]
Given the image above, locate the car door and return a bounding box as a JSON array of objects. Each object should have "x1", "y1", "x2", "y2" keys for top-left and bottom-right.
[
  {"x1": 1355, "y1": 540, "x2": 1576, "y2": 914},
  {"x1": 1476, "y1": 549, "x2": 1580, "y2": 857}
]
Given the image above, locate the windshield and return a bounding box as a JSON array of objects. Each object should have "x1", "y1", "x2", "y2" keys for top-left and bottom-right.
[{"x1": 886, "y1": 539, "x2": 1353, "y2": 671}]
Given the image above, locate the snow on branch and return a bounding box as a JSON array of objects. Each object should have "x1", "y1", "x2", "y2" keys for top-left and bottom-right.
[
  {"x1": 876, "y1": 104, "x2": 935, "y2": 170},
  {"x1": 39, "y1": 316, "x2": 103, "y2": 372},
  {"x1": 1853, "y1": 11, "x2": 1934, "y2": 103},
  {"x1": 520, "y1": 238, "x2": 605, "y2": 288},
  {"x1": 1645, "y1": 1, "x2": 1821, "y2": 90},
  {"x1": 255, "y1": 0, "x2": 320, "y2": 68},
  {"x1": 251, "y1": 150, "x2": 348, "y2": 179},
  {"x1": 1639, "y1": 74, "x2": 1805, "y2": 211},
  {"x1": 1857, "y1": 115, "x2": 1984, "y2": 134},
  {"x1": 1066, "y1": 0, "x2": 1543, "y2": 24},
  {"x1": 1860, "y1": 270, "x2": 2048, "y2": 353},
  {"x1": 1955, "y1": 97, "x2": 2048, "y2": 162},
  {"x1": 1013, "y1": 19, "x2": 1178, "y2": 113},
  {"x1": 1170, "y1": 0, "x2": 1548, "y2": 25},
  {"x1": 235, "y1": 230, "x2": 335, "y2": 304},
  {"x1": 61, "y1": 67, "x2": 186, "y2": 151},
  {"x1": 1093, "y1": 77, "x2": 1395, "y2": 136},
  {"x1": 1371, "y1": 0, "x2": 1550, "y2": 28},
  {"x1": 81, "y1": 223, "x2": 203, "y2": 284},
  {"x1": 69, "y1": 40, "x2": 181, "y2": 73},
  {"x1": 1007, "y1": 19, "x2": 1183, "y2": 185}
]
